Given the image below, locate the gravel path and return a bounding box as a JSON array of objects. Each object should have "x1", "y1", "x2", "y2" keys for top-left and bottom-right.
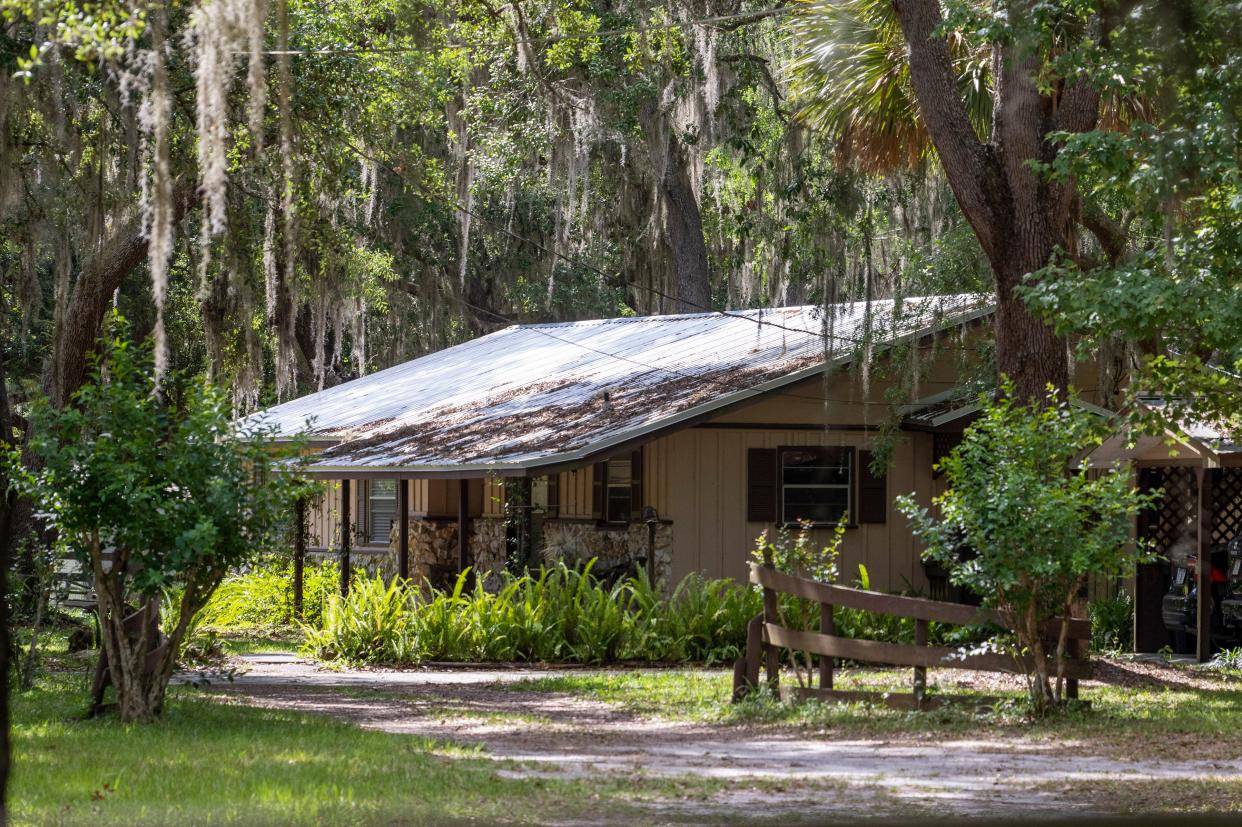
[{"x1": 189, "y1": 654, "x2": 1242, "y2": 822}]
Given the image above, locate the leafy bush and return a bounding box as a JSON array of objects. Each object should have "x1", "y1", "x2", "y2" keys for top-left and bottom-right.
[
  {"x1": 303, "y1": 562, "x2": 762, "y2": 666},
  {"x1": 197, "y1": 561, "x2": 341, "y2": 631},
  {"x1": 898, "y1": 384, "x2": 1156, "y2": 712},
  {"x1": 1089, "y1": 591, "x2": 1133, "y2": 654}
]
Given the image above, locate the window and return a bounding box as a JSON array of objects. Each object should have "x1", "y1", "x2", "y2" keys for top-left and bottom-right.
[
  {"x1": 780, "y1": 447, "x2": 852, "y2": 526},
  {"x1": 594, "y1": 452, "x2": 642, "y2": 524},
  {"x1": 368, "y1": 479, "x2": 397, "y2": 544},
  {"x1": 605, "y1": 458, "x2": 633, "y2": 523}
]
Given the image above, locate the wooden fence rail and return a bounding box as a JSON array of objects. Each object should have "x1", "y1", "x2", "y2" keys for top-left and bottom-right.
[{"x1": 732, "y1": 562, "x2": 1091, "y2": 710}]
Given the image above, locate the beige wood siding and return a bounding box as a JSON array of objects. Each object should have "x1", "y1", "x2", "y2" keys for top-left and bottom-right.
[
  {"x1": 306, "y1": 480, "x2": 361, "y2": 550},
  {"x1": 483, "y1": 477, "x2": 505, "y2": 518},
  {"x1": 657, "y1": 427, "x2": 933, "y2": 594},
  {"x1": 559, "y1": 467, "x2": 594, "y2": 518}
]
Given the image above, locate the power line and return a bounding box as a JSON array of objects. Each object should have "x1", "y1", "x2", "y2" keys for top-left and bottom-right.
[{"x1": 253, "y1": 3, "x2": 814, "y2": 58}]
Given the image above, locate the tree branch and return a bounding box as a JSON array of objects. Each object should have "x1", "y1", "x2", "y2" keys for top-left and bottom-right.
[
  {"x1": 1080, "y1": 201, "x2": 1128, "y2": 266},
  {"x1": 45, "y1": 182, "x2": 195, "y2": 406}
]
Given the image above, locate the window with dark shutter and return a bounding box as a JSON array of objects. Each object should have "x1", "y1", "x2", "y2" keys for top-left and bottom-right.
[
  {"x1": 857, "y1": 450, "x2": 887, "y2": 524},
  {"x1": 932, "y1": 432, "x2": 963, "y2": 478},
  {"x1": 604, "y1": 457, "x2": 633, "y2": 523},
  {"x1": 747, "y1": 448, "x2": 778, "y2": 523},
  {"x1": 779, "y1": 446, "x2": 852, "y2": 526},
  {"x1": 593, "y1": 456, "x2": 639, "y2": 524},
  {"x1": 543, "y1": 474, "x2": 560, "y2": 517}
]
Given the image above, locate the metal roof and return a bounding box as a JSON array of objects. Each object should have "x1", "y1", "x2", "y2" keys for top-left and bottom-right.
[
  {"x1": 248, "y1": 294, "x2": 991, "y2": 477},
  {"x1": 900, "y1": 390, "x2": 1116, "y2": 433}
]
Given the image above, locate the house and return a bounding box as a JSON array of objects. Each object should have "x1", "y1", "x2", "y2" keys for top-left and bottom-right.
[{"x1": 251, "y1": 294, "x2": 1107, "y2": 595}]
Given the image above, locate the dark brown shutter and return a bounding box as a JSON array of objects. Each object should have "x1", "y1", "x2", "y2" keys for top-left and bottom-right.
[
  {"x1": 591, "y1": 462, "x2": 606, "y2": 521},
  {"x1": 747, "y1": 448, "x2": 778, "y2": 523},
  {"x1": 630, "y1": 448, "x2": 644, "y2": 523},
  {"x1": 858, "y1": 449, "x2": 887, "y2": 524}
]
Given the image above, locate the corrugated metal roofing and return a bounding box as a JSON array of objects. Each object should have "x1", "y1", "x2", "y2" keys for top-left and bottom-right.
[{"x1": 248, "y1": 294, "x2": 991, "y2": 475}]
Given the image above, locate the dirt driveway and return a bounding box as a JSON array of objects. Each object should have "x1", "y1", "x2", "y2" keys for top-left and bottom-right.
[{"x1": 197, "y1": 654, "x2": 1242, "y2": 822}]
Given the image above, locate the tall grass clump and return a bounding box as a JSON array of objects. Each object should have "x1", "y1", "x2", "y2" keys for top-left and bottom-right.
[{"x1": 303, "y1": 561, "x2": 762, "y2": 666}]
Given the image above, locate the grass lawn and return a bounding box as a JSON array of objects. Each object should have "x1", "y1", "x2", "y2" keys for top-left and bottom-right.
[
  {"x1": 506, "y1": 661, "x2": 1242, "y2": 756},
  {"x1": 11, "y1": 675, "x2": 607, "y2": 827}
]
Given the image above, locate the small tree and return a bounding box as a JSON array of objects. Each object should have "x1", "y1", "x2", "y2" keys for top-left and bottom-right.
[
  {"x1": 6, "y1": 320, "x2": 309, "y2": 721},
  {"x1": 897, "y1": 382, "x2": 1155, "y2": 712}
]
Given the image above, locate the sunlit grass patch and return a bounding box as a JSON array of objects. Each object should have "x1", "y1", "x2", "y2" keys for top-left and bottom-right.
[
  {"x1": 11, "y1": 674, "x2": 603, "y2": 826},
  {"x1": 505, "y1": 663, "x2": 1242, "y2": 749}
]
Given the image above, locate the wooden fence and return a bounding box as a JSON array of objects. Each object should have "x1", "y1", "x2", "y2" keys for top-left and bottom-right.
[{"x1": 732, "y1": 562, "x2": 1091, "y2": 710}]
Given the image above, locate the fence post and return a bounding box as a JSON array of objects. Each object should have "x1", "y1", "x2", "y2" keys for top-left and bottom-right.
[
  {"x1": 733, "y1": 613, "x2": 764, "y2": 702},
  {"x1": 762, "y1": 549, "x2": 779, "y2": 693},
  {"x1": 914, "y1": 618, "x2": 928, "y2": 707},
  {"x1": 819, "y1": 602, "x2": 834, "y2": 690}
]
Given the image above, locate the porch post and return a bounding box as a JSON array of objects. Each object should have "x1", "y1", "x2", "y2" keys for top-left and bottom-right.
[
  {"x1": 293, "y1": 496, "x2": 306, "y2": 620},
  {"x1": 340, "y1": 479, "x2": 352, "y2": 598},
  {"x1": 398, "y1": 478, "x2": 410, "y2": 581},
  {"x1": 1196, "y1": 467, "x2": 1214, "y2": 663},
  {"x1": 457, "y1": 478, "x2": 469, "y2": 574}
]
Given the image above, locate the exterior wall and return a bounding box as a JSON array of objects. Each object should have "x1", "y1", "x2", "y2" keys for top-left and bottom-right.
[
  {"x1": 654, "y1": 425, "x2": 933, "y2": 594},
  {"x1": 558, "y1": 467, "x2": 593, "y2": 518}
]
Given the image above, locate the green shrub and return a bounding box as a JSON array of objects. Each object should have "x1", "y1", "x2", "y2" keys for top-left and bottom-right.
[
  {"x1": 1207, "y1": 647, "x2": 1242, "y2": 672},
  {"x1": 302, "y1": 562, "x2": 762, "y2": 666},
  {"x1": 302, "y1": 575, "x2": 418, "y2": 662},
  {"x1": 197, "y1": 561, "x2": 340, "y2": 631},
  {"x1": 1089, "y1": 591, "x2": 1134, "y2": 653}
]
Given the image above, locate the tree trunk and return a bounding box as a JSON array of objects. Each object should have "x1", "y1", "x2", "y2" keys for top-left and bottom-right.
[
  {"x1": 891, "y1": 0, "x2": 1097, "y2": 399},
  {"x1": 1024, "y1": 599, "x2": 1054, "y2": 713},
  {"x1": 44, "y1": 184, "x2": 195, "y2": 407},
  {"x1": 91, "y1": 537, "x2": 213, "y2": 722},
  {"x1": 660, "y1": 131, "x2": 712, "y2": 315}
]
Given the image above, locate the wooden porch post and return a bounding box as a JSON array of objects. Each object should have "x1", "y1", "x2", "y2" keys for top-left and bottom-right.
[
  {"x1": 293, "y1": 496, "x2": 306, "y2": 620},
  {"x1": 1196, "y1": 467, "x2": 1214, "y2": 663},
  {"x1": 457, "y1": 478, "x2": 469, "y2": 574},
  {"x1": 340, "y1": 479, "x2": 352, "y2": 598},
  {"x1": 398, "y1": 478, "x2": 410, "y2": 581}
]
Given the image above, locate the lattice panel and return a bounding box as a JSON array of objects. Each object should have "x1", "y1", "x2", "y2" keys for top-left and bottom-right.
[
  {"x1": 1139, "y1": 467, "x2": 1197, "y2": 556},
  {"x1": 932, "y1": 432, "x2": 963, "y2": 479},
  {"x1": 1213, "y1": 469, "x2": 1242, "y2": 545}
]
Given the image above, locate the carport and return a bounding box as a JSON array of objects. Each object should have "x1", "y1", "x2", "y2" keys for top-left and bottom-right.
[{"x1": 1087, "y1": 399, "x2": 1242, "y2": 662}]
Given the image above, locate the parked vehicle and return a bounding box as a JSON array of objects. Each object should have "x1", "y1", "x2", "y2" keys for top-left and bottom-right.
[
  {"x1": 1218, "y1": 535, "x2": 1242, "y2": 640},
  {"x1": 1163, "y1": 542, "x2": 1232, "y2": 653}
]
